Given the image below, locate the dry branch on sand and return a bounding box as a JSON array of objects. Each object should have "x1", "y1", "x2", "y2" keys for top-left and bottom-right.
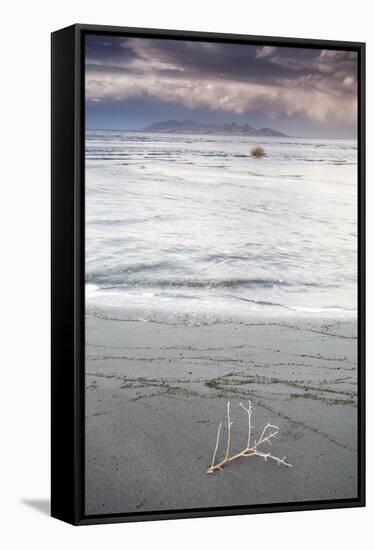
[{"x1": 207, "y1": 400, "x2": 292, "y2": 474}]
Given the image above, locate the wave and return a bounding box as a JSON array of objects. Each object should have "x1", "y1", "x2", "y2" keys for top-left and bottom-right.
[
  {"x1": 85, "y1": 270, "x2": 329, "y2": 291},
  {"x1": 88, "y1": 214, "x2": 174, "y2": 226},
  {"x1": 247, "y1": 171, "x2": 302, "y2": 179},
  {"x1": 227, "y1": 295, "x2": 291, "y2": 309}
]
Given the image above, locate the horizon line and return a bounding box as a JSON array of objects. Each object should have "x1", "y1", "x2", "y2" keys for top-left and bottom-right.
[{"x1": 85, "y1": 127, "x2": 357, "y2": 140}]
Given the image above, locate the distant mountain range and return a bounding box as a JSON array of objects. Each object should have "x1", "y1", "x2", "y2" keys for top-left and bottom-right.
[{"x1": 142, "y1": 120, "x2": 287, "y2": 137}]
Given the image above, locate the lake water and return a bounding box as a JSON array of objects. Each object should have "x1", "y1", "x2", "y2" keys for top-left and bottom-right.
[{"x1": 85, "y1": 130, "x2": 357, "y2": 324}]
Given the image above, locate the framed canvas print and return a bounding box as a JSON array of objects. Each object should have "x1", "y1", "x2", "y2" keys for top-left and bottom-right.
[{"x1": 51, "y1": 24, "x2": 365, "y2": 525}]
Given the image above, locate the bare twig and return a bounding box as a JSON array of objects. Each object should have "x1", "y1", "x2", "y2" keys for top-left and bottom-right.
[
  {"x1": 210, "y1": 421, "x2": 222, "y2": 471},
  {"x1": 239, "y1": 400, "x2": 252, "y2": 449},
  {"x1": 206, "y1": 400, "x2": 292, "y2": 474},
  {"x1": 225, "y1": 401, "x2": 233, "y2": 461},
  {"x1": 256, "y1": 423, "x2": 279, "y2": 446}
]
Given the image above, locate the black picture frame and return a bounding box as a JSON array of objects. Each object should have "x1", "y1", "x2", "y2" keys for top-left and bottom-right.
[{"x1": 51, "y1": 23, "x2": 366, "y2": 526}]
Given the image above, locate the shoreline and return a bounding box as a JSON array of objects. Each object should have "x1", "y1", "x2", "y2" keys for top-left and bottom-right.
[
  {"x1": 85, "y1": 309, "x2": 357, "y2": 514},
  {"x1": 85, "y1": 301, "x2": 358, "y2": 325}
]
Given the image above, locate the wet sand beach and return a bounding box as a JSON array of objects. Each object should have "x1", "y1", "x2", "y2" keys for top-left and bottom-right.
[{"x1": 85, "y1": 310, "x2": 357, "y2": 514}]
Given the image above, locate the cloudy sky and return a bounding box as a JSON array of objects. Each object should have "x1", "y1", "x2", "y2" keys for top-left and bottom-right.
[{"x1": 85, "y1": 34, "x2": 357, "y2": 138}]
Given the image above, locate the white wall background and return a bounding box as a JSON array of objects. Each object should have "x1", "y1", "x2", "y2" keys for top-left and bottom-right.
[{"x1": 0, "y1": 0, "x2": 371, "y2": 547}]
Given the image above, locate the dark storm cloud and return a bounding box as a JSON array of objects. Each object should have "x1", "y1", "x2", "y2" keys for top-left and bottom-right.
[
  {"x1": 85, "y1": 34, "x2": 357, "y2": 135},
  {"x1": 85, "y1": 36, "x2": 138, "y2": 64}
]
